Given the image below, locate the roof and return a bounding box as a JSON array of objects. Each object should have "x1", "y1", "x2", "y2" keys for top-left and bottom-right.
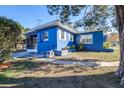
[
  {"x1": 24, "y1": 20, "x2": 78, "y2": 35},
  {"x1": 75, "y1": 30, "x2": 103, "y2": 34}
]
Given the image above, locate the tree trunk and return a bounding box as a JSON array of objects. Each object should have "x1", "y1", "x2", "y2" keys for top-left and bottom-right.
[{"x1": 115, "y1": 6, "x2": 124, "y2": 80}]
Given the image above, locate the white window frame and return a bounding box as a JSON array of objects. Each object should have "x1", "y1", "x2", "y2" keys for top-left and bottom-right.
[
  {"x1": 59, "y1": 29, "x2": 66, "y2": 41},
  {"x1": 80, "y1": 34, "x2": 93, "y2": 44},
  {"x1": 69, "y1": 33, "x2": 74, "y2": 41},
  {"x1": 43, "y1": 31, "x2": 48, "y2": 41},
  {"x1": 80, "y1": 35, "x2": 86, "y2": 44},
  {"x1": 85, "y1": 34, "x2": 93, "y2": 44}
]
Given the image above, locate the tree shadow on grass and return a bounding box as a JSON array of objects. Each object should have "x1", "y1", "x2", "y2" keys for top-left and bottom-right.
[
  {"x1": 7, "y1": 59, "x2": 56, "y2": 71},
  {"x1": 57, "y1": 57, "x2": 99, "y2": 62},
  {"x1": 0, "y1": 72, "x2": 122, "y2": 88},
  {"x1": 10, "y1": 61, "x2": 40, "y2": 71}
]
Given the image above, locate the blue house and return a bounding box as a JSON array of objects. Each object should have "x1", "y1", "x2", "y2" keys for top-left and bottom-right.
[{"x1": 24, "y1": 20, "x2": 110, "y2": 56}]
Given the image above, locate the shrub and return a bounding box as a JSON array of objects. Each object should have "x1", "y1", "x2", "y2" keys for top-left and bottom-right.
[
  {"x1": 70, "y1": 45, "x2": 75, "y2": 49},
  {"x1": 77, "y1": 43, "x2": 84, "y2": 51},
  {"x1": 0, "y1": 51, "x2": 11, "y2": 60},
  {"x1": 103, "y1": 42, "x2": 110, "y2": 49},
  {"x1": 62, "y1": 46, "x2": 70, "y2": 50}
]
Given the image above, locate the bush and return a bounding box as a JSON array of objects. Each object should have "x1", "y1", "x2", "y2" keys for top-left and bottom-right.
[
  {"x1": 77, "y1": 43, "x2": 84, "y2": 51},
  {"x1": 0, "y1": 17, "x2": 23, "y2": 60},
  {"x1": 62, "y1": 46, "x2": 70, "y2": 50},
  {"x1": 0, "y1": 51, "x2": 12, "y2": 60},
  {"x1": 70, "y1": 45, "x2": 75, "y2": 49},
  {"x1": 103, "y1": 42, "x2": 110, "y2": 49}
]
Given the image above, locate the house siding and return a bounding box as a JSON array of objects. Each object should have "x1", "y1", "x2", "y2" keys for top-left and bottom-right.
[
  {"x1": 56, "y1": 27, "x2": 75, "y2": 51},
  {"x1": 75, "y1": 31, "x2": 104, "y2": 51},
  {"x1": 25, "y1": 24, "x2": 106, "y2": 54},
  {"x1": 37, "y1": 26, "x2": 57, "y2": 53}
]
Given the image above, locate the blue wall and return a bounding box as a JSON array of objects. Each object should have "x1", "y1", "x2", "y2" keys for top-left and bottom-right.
[
  {"x1": 37, "y1": 26, "x2": 57, "y2": 53},
  {"x1": 75, "y1": 31, "x2": 104, "y2": 51},
  {"x1": 56, "y1": 27, "x2": 75, "y2": 51}
]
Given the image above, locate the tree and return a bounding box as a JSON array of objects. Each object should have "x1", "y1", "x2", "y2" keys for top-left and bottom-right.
[
  {"x1": 23, "y1": 27, "x2": 30, "y2": 32},
  {"x1": 47, "y1": 5, "x2": 113, "y2": 32},
  {"x1": 0, "y1": 17, "x2": 23, "y2": 59},
  {"x1": 47, "y1": 5, "x2": 124, "y2": 85},
  {"x1": 114, "y1": 6, "x2": 124, "y2": 79}
]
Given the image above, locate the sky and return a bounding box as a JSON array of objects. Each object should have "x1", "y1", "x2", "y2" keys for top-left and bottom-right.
[
  {"x1": 0, "y1": 5, "x2": 58, "y2": 28},
  {"x1": 0, "y1": 5, "x2": 116, "y2": 33},
  {"x1": 0, "y1": 5, "x2": 84, "y2": 29}
]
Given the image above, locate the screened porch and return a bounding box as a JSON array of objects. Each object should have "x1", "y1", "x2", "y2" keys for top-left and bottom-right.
[{"x1": 26, "y1": 34, "x2": 37, "y2": 52}]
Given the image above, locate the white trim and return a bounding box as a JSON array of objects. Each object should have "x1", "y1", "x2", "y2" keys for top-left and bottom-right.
[
  {"x1": 59, "y1": 29, "x2": 66, "y2": 41},
  {"x1": 24, "y1": 20, "x2": 77, "y2": 35},
  {"x1": 43, "y1": 31, "x2": 49, "y2": 41},
  {"x1": 85, "y1": 34, "x2": 93, "y2": 44},
  {"x1": 43, "y1": 39, "x2": 48, "y2": 41},
  {"x1": 69, "y1": 33, "x2": 74, "y2": 42},
  {"x1": 27, "y1": 49, "x2": 37, "y2": 52},
  {"x1": 80, "y1": 35, "x2": 85, "y2": 44}
]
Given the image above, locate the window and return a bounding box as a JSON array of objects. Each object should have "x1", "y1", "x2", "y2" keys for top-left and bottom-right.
[
  {"x1": 86, "y1": 34, "x2": 92, "y2": 43},
  {"x1": 80, "y1": 35, "x2": 85, "y2": 44},
  {"x1": 59, "y1": 29, "x2": 66, "y2": 40},
  {"x1": 43, "y1": 31, "x2": 48, "y2": 41},
  {"x1": 80, "y1": 34, "x2": 93, "y2": 44},
  {"x1": 69, "y1": 34, "x2": 74, "y2": 41}
]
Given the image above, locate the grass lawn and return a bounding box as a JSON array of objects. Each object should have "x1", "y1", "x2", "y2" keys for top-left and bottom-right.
[
  {"x1": 0, "y1": 58, "x2": 122, "y2": 88},
  {"x1": 56, "y1": 49, "x2": 120, "y2": 62}
]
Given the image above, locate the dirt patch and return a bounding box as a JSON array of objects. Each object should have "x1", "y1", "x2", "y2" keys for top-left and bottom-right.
[{"x1": 0, "y1": 62, "x2": 12, "y2": 71}]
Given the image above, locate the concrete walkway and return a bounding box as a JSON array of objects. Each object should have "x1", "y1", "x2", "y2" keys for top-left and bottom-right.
[
  {"x1": 35, "y1": 58, "x2": 119, "y2": 67},
  {"x1": 53, "y1": 60, "x2": 119, "y2": 67},
  {"x1": 96, "y1": 61, "x2": 119, "y2": 67}
]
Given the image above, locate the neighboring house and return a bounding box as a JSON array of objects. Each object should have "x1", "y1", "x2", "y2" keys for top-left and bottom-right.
[
  {"x1": 107, "y1": 33, "x2": 119, "y2": 46},
  {"x1": 24, "y1": 20, "x2": 110, "y2": 56}
]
